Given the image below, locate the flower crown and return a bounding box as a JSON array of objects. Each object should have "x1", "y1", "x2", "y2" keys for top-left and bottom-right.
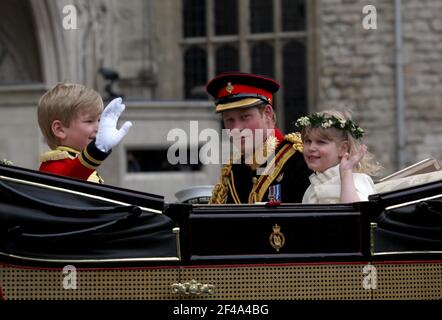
[{"x1": 295, "y1": 113, "x2": 364, "y2": 139}]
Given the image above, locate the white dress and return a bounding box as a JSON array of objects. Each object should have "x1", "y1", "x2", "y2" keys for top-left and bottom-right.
[{"x1": 302, "y1": 164, "x2": 376, "y2": 204}]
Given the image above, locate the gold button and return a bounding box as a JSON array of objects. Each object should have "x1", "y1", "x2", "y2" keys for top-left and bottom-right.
[{"x1": 252, "y1": 177, "x2": 258, "y2": 184}]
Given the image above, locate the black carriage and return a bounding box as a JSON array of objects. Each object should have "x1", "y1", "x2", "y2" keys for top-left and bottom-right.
[{"x1": 0, "y1": 163, "x2": 441, "y2": 300}]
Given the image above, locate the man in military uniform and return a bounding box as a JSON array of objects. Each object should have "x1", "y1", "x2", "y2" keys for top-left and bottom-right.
[{"x1": 206, "y1": 72, "x2": 311, "y2": 204}]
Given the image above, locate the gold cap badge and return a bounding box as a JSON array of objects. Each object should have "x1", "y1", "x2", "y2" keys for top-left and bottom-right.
[{"x1": 226, "y1": 82, "x2": 234, "y2": 94}]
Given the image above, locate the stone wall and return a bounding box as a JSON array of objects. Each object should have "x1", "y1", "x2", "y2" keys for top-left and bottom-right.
[
  {"x1": 402, "y1": 0, "x2": 442, "y2": 167},
  {"x1": 318, "y1": 0, "x2": 442, "y2": 174},
  {"x1": 0, "y1": 85, "x2": 47, "y2": 169}
]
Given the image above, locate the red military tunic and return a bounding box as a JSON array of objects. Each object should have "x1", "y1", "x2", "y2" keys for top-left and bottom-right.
[{"x1": 39, "y1": 141, "x2": 110, "y2": 183}]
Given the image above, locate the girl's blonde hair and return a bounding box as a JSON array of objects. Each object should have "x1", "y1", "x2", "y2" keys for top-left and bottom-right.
[
  {"x1": 300, "y1": 109, "x2": 382, "y2": 176},
  {"x1": 37, "y1": 83, "x2": 104, "y2": 149}
]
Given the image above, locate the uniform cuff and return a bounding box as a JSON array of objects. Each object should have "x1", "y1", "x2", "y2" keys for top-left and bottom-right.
[{"x1": 79, "y1": 139, "x2": 112, "y2": 169}]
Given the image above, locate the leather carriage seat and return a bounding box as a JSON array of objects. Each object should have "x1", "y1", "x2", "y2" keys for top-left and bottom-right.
[{"x1": 375, "y1": 157, "x2": 442, "y2": 194}]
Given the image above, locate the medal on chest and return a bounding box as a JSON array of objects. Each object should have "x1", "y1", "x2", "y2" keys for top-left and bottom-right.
[{"x1": 268, "y1": 183, "x2": 281, "y2": 202}]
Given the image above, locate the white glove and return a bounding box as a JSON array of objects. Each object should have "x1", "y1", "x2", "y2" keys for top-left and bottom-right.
[{"x1": 95, "y1": 97, "x2": 132, "y2": 153}]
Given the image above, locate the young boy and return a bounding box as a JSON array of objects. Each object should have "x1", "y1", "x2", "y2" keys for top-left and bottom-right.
[{"x1": 37, "y1": 83, "x2": 132, "y2": 183}]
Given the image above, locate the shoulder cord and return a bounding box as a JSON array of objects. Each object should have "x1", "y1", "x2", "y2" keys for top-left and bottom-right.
[
  {"x1": 209, "y1": 163, "x2": 232, "y2": 204},
  {"x1": 209, "y1": 133, "x2": 302, "y2": 204}
]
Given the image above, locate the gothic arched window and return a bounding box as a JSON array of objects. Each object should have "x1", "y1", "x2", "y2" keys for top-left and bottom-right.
[
  {"x1": 181, "y1": 0, "x2": 309, "y2": 130},
  {"x1": 282, "y1": 0, "x2": 306, "y2": 31},
  {"x1": 216, "y1": 45, "x2": 239, "y2": 74},
  {"x1": 250, "y1": 0, "x2": 273, "y2": 33},
  {"x1": 251, "y1": 42, "x2": 274, "y2": 78},
  {"x1": 183, "y1": 0, "x2": 206, "y2": 37},
  {"x1": 184, "y1": 47, "x2": 207, "y2": 99},
  {"x1": 283, "y1": 40, "x2": 307, "y2": 129},
  {"x1": 214, "y1": 0, "x2": 238, "y2": 35}
]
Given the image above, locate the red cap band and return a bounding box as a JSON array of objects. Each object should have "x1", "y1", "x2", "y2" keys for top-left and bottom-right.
[{"x1": 217, "y1": 84, "x2": 273, "y2": 102}]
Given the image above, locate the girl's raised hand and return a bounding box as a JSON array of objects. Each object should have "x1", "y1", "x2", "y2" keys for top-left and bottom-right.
[{"x1": 340, "y1": 144, "x2": 367, "y2": 172}]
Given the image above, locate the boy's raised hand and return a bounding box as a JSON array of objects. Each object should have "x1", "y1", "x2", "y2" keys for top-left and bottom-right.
[{"x1": 95, "y1": 97, "x2": 132, "y2": 153}]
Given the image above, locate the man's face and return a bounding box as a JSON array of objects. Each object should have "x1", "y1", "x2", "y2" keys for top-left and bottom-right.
[{"x1": 222, "y1": 105, "x2": 274, "y2": 154}]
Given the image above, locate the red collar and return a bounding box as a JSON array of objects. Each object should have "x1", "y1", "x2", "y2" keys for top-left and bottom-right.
[{"x1": 274, "y1": 128, "x2": 284, "y2": 144}]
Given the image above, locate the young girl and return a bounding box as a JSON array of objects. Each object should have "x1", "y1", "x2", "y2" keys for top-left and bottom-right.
[{"x1": 295, "y1": 110, "x2": 381, "y2": 204}]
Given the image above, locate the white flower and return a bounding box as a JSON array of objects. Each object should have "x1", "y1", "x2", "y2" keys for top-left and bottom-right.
[
  {"x1": 339, "y1": 119, "x2": 346, "y2": 128},
  {"x1": 321, "y1": 120, "x2": 332, "y2": 128},
  {"x1": 297, "y1": 117, "x2": 310, "y2": 127}
]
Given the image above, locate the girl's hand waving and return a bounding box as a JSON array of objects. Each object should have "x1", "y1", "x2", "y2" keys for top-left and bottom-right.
[{"x1": 340, "y1": 144, "x2": 367, "y2": 172}]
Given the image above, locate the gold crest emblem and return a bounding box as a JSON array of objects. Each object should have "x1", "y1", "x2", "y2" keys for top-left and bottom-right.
[
  {"x1": 269, "y1": 224, "x2": 285, "y2": 252},
  {"x1": 226, "y1": 82, "x2": 234, "y2": 94}
]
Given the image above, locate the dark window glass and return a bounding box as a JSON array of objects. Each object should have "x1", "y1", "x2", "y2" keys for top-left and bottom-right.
[
  {"x1": 184, "y1": 47, "x2": 207, "y2": 99},
  {"x1": 183, "y1": 0, "x2": 206, "y2": 37},
  {"x1": 251, "y1": 43, "x2": 274, "y2": 78},
  {"x1": 283, "y1": 41, "x2": 307, "y2": 131},
  {"x1": 214, "y1": 0, "x2": 238, "y2": 35},
  {"x1": 250, "y1": 0, "x2": 273, "y2": 33},
  {"x1": 127, "y1": 149, "x2": 202, "y2": 172},
  {"x1": 282, "y1": 0, "x2": 306, "y2": 31},
  {"x1": 216, "y1": 45, "x2": 239, "y2": 74},
  {"x1": 0, "y1": 0, "x2": 42, "y2": 84}
]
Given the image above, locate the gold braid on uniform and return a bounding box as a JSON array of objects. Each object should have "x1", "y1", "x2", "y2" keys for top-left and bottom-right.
[
  {"x1": 247, "y1": 135, "x2": 279, "y2": 203},
  {"x1": 39, "y1": 149, "x2": 71, "y2": 162},
  {"x1": 209, "y1": 145, "x2": 244, "y2": 204},
  {"x1": 40, "y1": 147, "x2": 104, "y2": 184},
  {"x1": 209, "y1": 135, "x2": 281, "y2": 204},
  {"x1": 209, "y1": 163, "x2": 232, "y2": 204},
  {"x1": 248, "y1": 132, "x2": 304, "y2": 203},
  {"x1": 284, "y1": 132, "x2": 304, "y2": 153}
]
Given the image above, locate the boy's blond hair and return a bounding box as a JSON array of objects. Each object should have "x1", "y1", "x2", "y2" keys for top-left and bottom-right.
[
  {"x1": 301, "y1": 109, "x2": 383, "y2": 176},
  {"x1": 38, "y1": 83, "x2": 104, "y2": 150}
]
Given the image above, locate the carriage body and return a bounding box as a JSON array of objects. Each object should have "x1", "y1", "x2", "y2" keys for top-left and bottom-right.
[{"x1": 0, "y1": 164, "x2": 441, "y2": 300}]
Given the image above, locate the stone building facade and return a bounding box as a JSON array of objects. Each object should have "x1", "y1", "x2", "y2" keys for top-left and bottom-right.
[
  {"x1": 318, "y1": 0, "x2": 442, "y2": 173},
  {"x1": 0, "y1": 0, "x2": 441, "y2": 201}
]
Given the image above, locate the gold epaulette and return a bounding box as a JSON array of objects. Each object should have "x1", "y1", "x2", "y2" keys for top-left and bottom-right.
[
  {"x1": 39, "y1": 150, "x2": 72, "y2": 163},
  {"x1": 284, "y1": 132, "x2": 304, "y2": 153}
]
